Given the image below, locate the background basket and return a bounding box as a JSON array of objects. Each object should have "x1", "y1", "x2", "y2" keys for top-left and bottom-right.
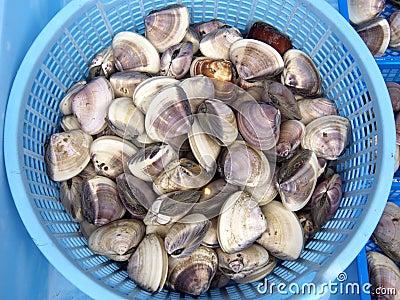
[{"x1": 3, "y1": 0, "x2": 396, "y2": 299}]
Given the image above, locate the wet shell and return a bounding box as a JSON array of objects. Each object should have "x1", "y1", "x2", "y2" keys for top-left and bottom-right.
[
  {"x1": 301, "y1": 115, "x2": 351, "y2": 160},
  {"x1": 153, "y1": 158, "x2": 213, "y2": 195},
  {"x1": 188, "y1": 116, "x2": 221, "y2": 172},
  {"x1": 107, "y1": 97, "x2": 145, "y2": 140},
  {"x1": 257, "y1": 200, "x2": 304, "y2": 261},
  {"x1": 218, "y1": 141, "x2": 271, "y2": 188},
  {"x1": 179, "y1": 75, "x2": 215, "y2": 113},
  {"x1": 387, "y1": 82, "x2": 400, "y2": 113},
  {"x1": 234, "y1": 255, "x2": 277, "y2": 284},
  {"x1": 367, "y1": 251, "x2": 400, "y2": 299},
  {"x1": 59, "y1": 81, "x2": 86, "y2": 115},
  {"x1": 60, "y1": 176, "x2": 84, "y2": 222},
  {"x1": 88, "y1": 219, "x2": 145, "y2": 261},
  {"x1": 197, "y1": 99, "x2": 238, "y2": 146},
  {"x1": 275, "y1": 120, "x2": 305, "y2": 162},
  {"x1": 199, "y1": 26, "x2": 243, "y2": 60},
  {"x1": 356, "y1": 17, "x2": 390, "y2": 57},
  {"x1": 230, "y1": 38, "x2": 284, "y2": 81},
  {"x1": 310, "y1": 173, "x2": 342, "y2": 230},
  {"x1": 262, "y1": 80, "x2": 300, "y2": 120},
  {"x1": 60, "y1": 115, "x2": 81, "y2": 131},
  {"x1": 127, "y1": 234, "x2": 168, "y2": 293},
  {"x1": 247, "y1": 21, "x2": 292, "y2": 56},
  {"x1": 372, "y1": 201, "x2": 400, "y2": 262},
  {"x1": 90, "y1": 136, "x2": 138, "y2": 179},
  {"x1": 277, "y1": 149, "x2": 319, "y2": 211},
  {"x1": 216, "y1": 244, "x2": 269, "y2": 280},
  {"x1": 145, "y1": 4, "x2": 190, "y2": 53},
  {"x1": 116, "y1": 173, "x2": 156, "y2": 220},
  {"x1": 281, "y1": 49, "x2": 322, "y2": 97},
  {"x1": 390, "y1": 10, "x2": 400, "y2": 50},
  {"x1": 71, "y1": 76, "x2": 114, "y2": 135},
  {"x1": 297, "y1": 97, "x2": 337, "y2": 125},
  {"x1": 182, "y1": 26, "x2": 201, "y2": 53},
  {"x1": 159, "y1": 42, "x2": 193, "y2": 79},
  {"x1": 45, "y1": 129, "x2": 92, "y2": 182},
  {"x1": 190, "y1": 57, "x2": 235, "y2": 82},
  {"x1": 143, "y1": 190, "x2": 201, "y2": 226},
  {"x1": 166, "y1": 245, "x2": 218, "y2": 296},
  {"x1": 217, "y1": 191, "x2": 267, "y2": 253},
  {"x1": 109, "y1": 71, "x2": 150, "y2": 98},
  {"x1": 348, "y1": 0, "x2": 385, "y2": 25},
  {"x1": 164, "y1": 213, "x2": 211, "y2": 258},
  {"x1": 82, "y1": 176, "x2": 126, "y2": 226},
  {"x1": 236, "y1": 101, "x2": 281, "y2": 150},
  {"x1": 127, "y1": 143, "x2": 178, "y2": 182},
  {"x1": 133, "y1": 76, "x2": 179, "y2": 114},
  {"x1": 112, "y1": 31, "x2": 160, "y2": 73},
  {"x1": 88, "y1": 46, "x2": 116, "y2": 79},
  {"x1": 145, "y1": 85, "x2": 193, "y2": 142}
]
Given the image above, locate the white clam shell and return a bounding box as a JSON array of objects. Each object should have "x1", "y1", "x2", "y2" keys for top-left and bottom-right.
[{"x1": 200, "y1": 26, "x2": 243, "y2": 60}]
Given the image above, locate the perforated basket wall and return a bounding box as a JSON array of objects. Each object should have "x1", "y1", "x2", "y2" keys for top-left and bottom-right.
[{"x1": 4, "y1": 0, "x2": 396, "y2": 299}]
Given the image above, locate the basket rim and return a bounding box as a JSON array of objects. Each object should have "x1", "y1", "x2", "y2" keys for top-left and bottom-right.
[{"x1": 3, "y1": 0, "x2": 396, "y2": 299}]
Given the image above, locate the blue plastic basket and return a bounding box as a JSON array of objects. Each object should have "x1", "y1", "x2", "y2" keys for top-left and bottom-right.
[{"x1": 3, "y1": 0, "x2": 396, "y2": 299}]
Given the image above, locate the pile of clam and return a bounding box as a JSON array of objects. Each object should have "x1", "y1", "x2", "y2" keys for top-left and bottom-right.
[
  {"x1": 44, "y1": 4, "x2": 351, "y2": 296},
  {"x1": 348, "y1": 0, "x2": 400, "y2": 56}
]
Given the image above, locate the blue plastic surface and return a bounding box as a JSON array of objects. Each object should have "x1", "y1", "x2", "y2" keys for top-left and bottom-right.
[{"x1": 0, "y1": 0, "x2": 392, "y2": 299}]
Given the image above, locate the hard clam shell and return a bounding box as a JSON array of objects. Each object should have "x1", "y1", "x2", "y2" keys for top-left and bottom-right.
[
  {"x1": 356, "y1": 17, "x2": 390, "y2": 57},
  {"x1": 182, "y1": 26, "x2": 201, "y2": 54},
  {"x1": 145, "y1": 85, "x2": 193, "y2": 142},
  {"x1": 216, "y1": 244, "x2": 270, "y2": 280},
  {"x1": 194, "y1": 19, "x2": 224, "y2": 38},
  {"x1": 60, "y1": 115, "x2": 81, "y2": 131},
  {"x1": 166, "y1": 245, "x2": 218, "y2": 296},
  {"x1": 71, "y1": 76, "x2": 114, "y2": 135},
  {"x1": 230, "y1": 38, "x2": 284, "y2": 81},
  {"x1": 297, "y1": 97, "x2": 337, "y2": 125},
  {"x1": 109, "y1": 71, "x2": 150, "y2": 98},
  {"x1": 348, "y1": 0, "x2": 385, "y2": 25},
  {"x1": 201, "y1": 217, "x2": 219, "y2": 248},
  {"x1": 275, "y1": 120, "x2": 305, "y2": 162},
  {"x1": 301, "y1": 115, "x2": 350, "y2": 160},
  {"x1": 372, "y1": 201, "x2": 400, "y2": 262},
  {"x1": 234, "y1": 255, "x2": 277, "y2": 284},
  {"x1": 133, "y1": 76, "x2": 179, "y2": 114},
  {"x1": 245, "y1": 166, "x2": 278, "y2": 206},
  {"x1": 88, "y1": 46, "x2": 116, "y2": 80},
  {"x1": 387, "y1": 82, "x2": 400, "y2": 113},
  {"x1": 59, "y1": 80, "x2": 86, "y2": 115},
  {"x1": 179, "y1": 75, "x2": 215, "y2": 113},
  {"x1": 277, "y1": 149, "x2": 319, "y2": 211},
  {"x1": 90, "y1": 135, "x2": 138, "y2": 179},
  {"x1": 190, "y1": 57, "x2": 235, "y2": 82},
  {"x1": 45, "y1": 129, "x2": 92, "y2": 182},
  {"x1": 164, "y1": 213, "x2": 211, "y2": 258},
  {"x1": 88, "y1": 219, "x2": 145, "y2": 261},
  {"x1": 127, "y1": 234, "x2": 168, "y2": 293},
  {"x1": 390, "y1": 10, "x2": 400, "y2": 50},
  {"x1": 112, "y1": 31, "x2": 160, "y2": 73},
  {"x1": 281, "y1": 49, "x2": 322, "y2": 97},
  {"x1": 257, "y1": 200, "x2": 304, "y2": 260},
  {"x1": 217, "y1": 191, "x2": 267, "y2": 253},
  {"x1": 145, "y1": 4, "x2": 190, "y2": 53},
  {"x1": 159, "y1": 42, "x2": 193, "y2": 79},
  {"x1": 60, "y1": 176, "x2": 84, "y2": 222},
  {"x1": 82, "y1": 176, "x2": 126, "y2": 226}
]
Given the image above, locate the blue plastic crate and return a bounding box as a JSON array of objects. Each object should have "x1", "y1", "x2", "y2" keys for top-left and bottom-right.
[{"x1": 3, "y1": 0, "x2": 396, "y2": 299}]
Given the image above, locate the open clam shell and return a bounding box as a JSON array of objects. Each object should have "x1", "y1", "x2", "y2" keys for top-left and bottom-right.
[
  {"x1": 164, "y1": 213, "x2": 211, "y2": 258},
  {"x1": 88, "y1": 219, "x2": 145, "y2": 261},
  {"x1": 199, "y1": 26, "x2": 243, "y2": 60},
  {"x1": 159, "y1": 42, "x2": 193, "y2": 79},
  {"x1": 230, "y1": 38, "x2": 284, "y2": 81},
  {"x1": 88, "y1": 46, "x2": 116, "y2": 80},
  {"x1": 127, "y1": 234, "x2": 168, "y2": 293},
  {"x1": 82, "y1": 176, "x2": 126, "y2": 226},
  {"x1": 257, "y1": 200, "x2": 304, "y2": 260},
  {"x1": 348, "y1": 0, "x2": 385, "y2": 25},
  {"x1": 112, "y1": 31, "x2": 160, "y2": 73},
  {"x1": 217, "y1": 191, "x2": 267, "y2": 253},
  {"x1": 281, "y1": 49, "x2": 322, "y2": 97},
  {"x1": 116, "y1": 173, "x2": 156, "y2": 220},
  {"x1": 277, "y1": 149, "x2": 319, "y2": 211},
  {"x1": 356, "y1": 17, "x2": 390, "y2": 57},
  {"x1": 166, "y1": 245, "x2": 218, "y2": 296},
  {"x1": 372, "y1": 202, "x2": 400, "y2": 262},
  {"x1": 145, "y1": 85, "x2": 193, "y2": 142},
  {"x1": 45, "y1": 129, "x2": 92, "y2": 182},
  {"x1": 133, "y1": 76, "x2": 179, "y2": 114},
  {"x1": 107, "y1": 97, "x2": 145, "y2": 140},
  {"x1": 71, "y1": 76, "x2": 114, "y2": 135},
  {"x1": 297, "y1": 97, "x2": 337, "y2": 125},
  {"x1": 60, "y1": 176, "x2": 84, "y2": 222},
  {"x1": 90, "y1": 135, "x2": 138, "y2": 179},
  {"x1": 301, "y1": 115, "x2": 351, "y2": 160},
  {"x1": 216, "y1": 244, "x2": 269, "y2": 281},
  {"x1": 145, "y1": 4, "x2": 190, "y2": 53}
]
